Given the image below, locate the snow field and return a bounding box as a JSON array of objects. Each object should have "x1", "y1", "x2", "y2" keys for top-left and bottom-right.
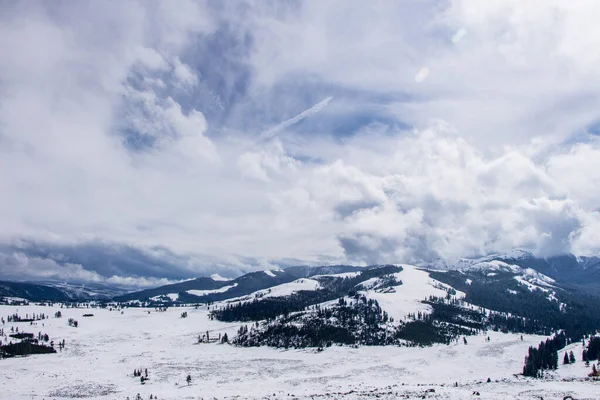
[{"x1": 1, "y1": 303, "x2": 599, "y2": 400}]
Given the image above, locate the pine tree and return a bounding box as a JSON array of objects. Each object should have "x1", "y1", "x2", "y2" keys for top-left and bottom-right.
[
  {"x1": 569, "y1": 351, "x2": 576, "y2": 364},
  {"x1": 563, "y1": 352, "x2": 570, "y2": 365}
]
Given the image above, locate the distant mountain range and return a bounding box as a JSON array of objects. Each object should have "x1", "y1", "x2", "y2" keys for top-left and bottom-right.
[
  {"x1": 442, "y1": 250, "x2": 600, "y2": 294},
  {"x1": 0, "y1": 280, "x2": 128, "y2": 302},
  {"x1": 1, "y1": 251, "x2": 599, "y2": 303}
]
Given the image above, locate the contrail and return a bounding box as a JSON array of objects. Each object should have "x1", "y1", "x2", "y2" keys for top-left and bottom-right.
[{"x1": 259, "y1": 96, "x2": 333, "y2": 140}]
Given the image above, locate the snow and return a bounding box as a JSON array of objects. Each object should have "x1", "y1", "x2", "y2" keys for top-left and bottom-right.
[
  {"x1": 359, "y1": 265, "x2": 462, "y2": 322},
  {"x1": 187, "y1": 283, "x2": 238, "y2": 297},
  {"x1": 211, "y1": 273, "x2": 231, "y2": 281},
  {"x1": 149, "y1": 293, "x2": 179, "y2": 301},
  {"x1": 312, "y1": 271, "x2": 362, "y2": 279},
  {"x1": 514, "y1": 276, "x2": 551, "y2": 293},
  {"x1": 224, "y1": 279, "x2": 321, "y2": 304},
  {"x1": 447, "y1": 250, "x2": 533, "y2": 271},
  {"x1": 257, "y1": 278, "x2": 321, "y2": 297},
  {"x1": 263, "y1": 270, "x2": 276, "y2": 277},
  {"x1": 0, "y1": 296, "x2": 29, "y2": 303},
  {"x1": 356, "y1": 277, "x2": 380, "y2": 289},
  {"x1": 0, "y1": 303, "x2": 598, "y2": 400}
]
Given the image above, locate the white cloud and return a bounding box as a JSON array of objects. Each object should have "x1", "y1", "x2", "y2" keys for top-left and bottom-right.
[
  {"x1": 172, "y1": 57, "x2": 198, "y2": 87},
  {"x1": 1, "y1": 1, "x2": 600, "y2": 284}
]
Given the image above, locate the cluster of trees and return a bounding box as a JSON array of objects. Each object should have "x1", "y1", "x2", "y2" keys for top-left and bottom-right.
[
  {"x1": 197, "y1": 330, "x2": 229, "y2": 343},
  {"x1": 0, "y1": 340, "x2": 56, "y2": 358},
  {"x1": 67, "y1": 318, "x2": 78, "y2": 327},
  {"x1": 128, "y1": 393, "x2": 160, "y2": 400},
  {"x1": 233, "y1": 295, "x2": 396, "y2": 348},
  {"x1": 0, "y1": 328, "x2": 58, "y2": 358},
  {"x1": 3, "y1": 313, "x2": 47, "y2": 323},
  {"x1": 9, "y1": 332, "x2": 34, "y2": 340},
  {"x1": 395, "y1": 320, "x2": 471, "y2": 346},
  {"x1": 522, "y1": 335, "x2": 600, "y2": 378},
  {"x1": 563, "y1": 351, "x2": 576, "y2": 365},
  {"x1": 583, "y1": 336, "x2": 600, "y2": 364},
  {"x1": 396, "y1": 301, "x2": 478, "y2": 346},
  {"x1": 522, "y1": 332, "x2": 567, "y2": 377}
]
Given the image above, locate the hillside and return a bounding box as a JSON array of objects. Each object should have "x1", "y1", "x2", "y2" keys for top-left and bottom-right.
[{"x1": 0, "y1": 281, "x2": 79, "y2": 302}]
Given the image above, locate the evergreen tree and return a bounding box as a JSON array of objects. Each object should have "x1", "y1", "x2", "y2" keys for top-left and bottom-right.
[
  {"x1": 563, "y1": 352, "x2": 570, "y2": 365},
  {"x1": 569, "y1": 351, "x2": 576, "y2": 364}
]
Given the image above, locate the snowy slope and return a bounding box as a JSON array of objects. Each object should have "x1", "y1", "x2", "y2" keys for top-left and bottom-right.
[
  {"x1": 358, "y1": 265, "x2": 463, "y2": 322},
  {"x1": 255, "y1": 278, "x2": 321, "y2": 298},
  {"x1": 221, "y1": 278, "x2": 322, "y2": 305},
  {"x1": 187, "y1": 283, "x2": 238, "y2": 297},
  {"x1": 263, "y1": 270, "x2": 277, "y2": 277},
  {"x1": 150, "y1": 293, "x2": 179, "y2": 301},
  {"x1": 211, "y1": 273, "x2": 231, "y2": 281}
]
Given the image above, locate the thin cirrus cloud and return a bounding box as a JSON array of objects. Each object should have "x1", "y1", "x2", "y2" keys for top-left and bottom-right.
[{"x1": 1, "y1": 0, "x2": 600, "y2": 286}]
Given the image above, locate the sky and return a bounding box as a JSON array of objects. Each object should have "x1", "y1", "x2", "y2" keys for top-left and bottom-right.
[{"x1": 1, "y1": 0, "x2": 600, "y2": 287}]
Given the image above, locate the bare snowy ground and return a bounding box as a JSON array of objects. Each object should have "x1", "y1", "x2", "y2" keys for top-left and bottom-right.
[{"x1": 0, "y1": 304, "x2": 598, "y2": 400}]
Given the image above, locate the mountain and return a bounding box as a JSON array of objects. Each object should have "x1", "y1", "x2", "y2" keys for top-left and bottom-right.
[
  {"x1": 0, "y1": 281, "x2": 77, "y2": 302},
  {"x1": 114, "y1": 269, "x2": 302, "y2": 303},
  {"x1": 209, "y1": 261, "x2": 600, "y2": 350},
  {"x1": 0, "y1": 280, "x2": 130, "y2": 302},
  {"x1": 444, "y1": 250, "x2": 600, "y2": 294},
  {"x1": 285, "y1": 265, "x2": 364, "y2": 278},
  {"x1": 115, "y1": 265, "x2": 380, "y2": 304},
  {"x1": 37, "y1": 281, "x2": 129, "y2": 300},
  {"x1": 114, "y1": 277, "x2": 229, "y2": 302}
]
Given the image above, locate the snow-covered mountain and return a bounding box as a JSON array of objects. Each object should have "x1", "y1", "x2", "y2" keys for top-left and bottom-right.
[
  {"x1": 114, "y1": 269, "x2": 304, "y2": 303},
  {"x1": 434, "y1": 250, "x2": 600, "y2": 292}
]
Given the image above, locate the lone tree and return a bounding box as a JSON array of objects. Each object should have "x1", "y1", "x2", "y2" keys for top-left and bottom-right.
[
  {"x1": 569, "y1": 351, "x2": 576, "y2": 364},
  {"x1": 221, "y1": 333, "x2": 229, "y2": 344},
  {"x1": 186, "y1": 374, "x2": 192, "y2": 385},
  {"x1": 563, "y1": 352, "x2": 570, "y2": 365}
]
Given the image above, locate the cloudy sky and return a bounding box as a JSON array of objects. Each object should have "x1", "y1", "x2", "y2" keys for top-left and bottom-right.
[{"x1": 1, "y1": 0, "x2": 600, "y2": 287}]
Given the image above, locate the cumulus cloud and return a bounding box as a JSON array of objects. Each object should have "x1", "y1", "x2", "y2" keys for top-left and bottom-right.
[{"x1": 1, "y1": 1, "x2": 600, "y2": 285}]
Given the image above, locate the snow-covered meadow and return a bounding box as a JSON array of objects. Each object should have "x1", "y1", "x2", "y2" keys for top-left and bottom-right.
[{"x1": 1, "y1": 303, "x2": 598, "y2": 400}]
